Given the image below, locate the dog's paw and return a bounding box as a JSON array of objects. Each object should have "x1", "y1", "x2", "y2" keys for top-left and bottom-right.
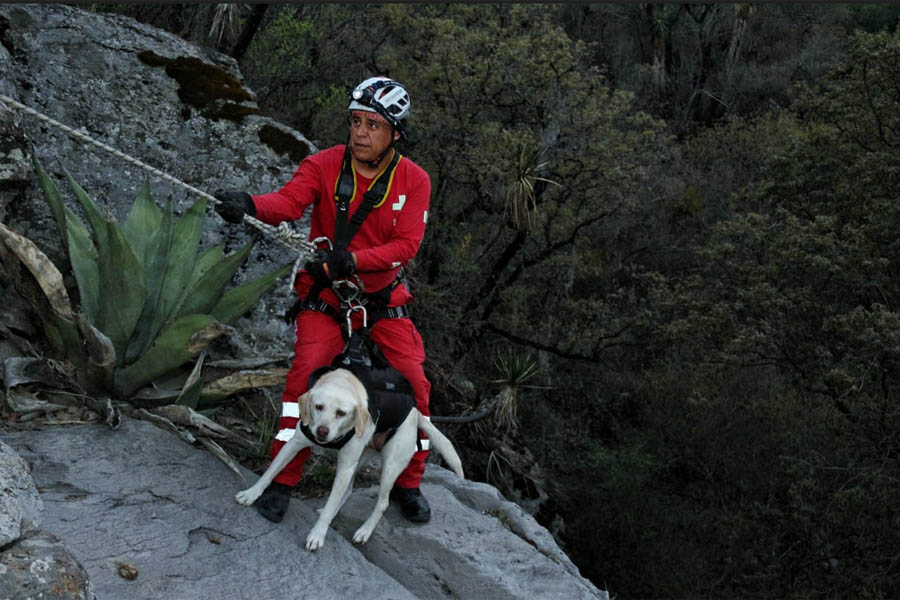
[
  {"x1": 352, "y1": 524, "x2": 375, "y2": 545},
  {"x1": 306, "y1": 525, "x2": 328, "y2": 551},
  {"x1": 235, "y1": 489, "x2": 260, "y2": 506}
]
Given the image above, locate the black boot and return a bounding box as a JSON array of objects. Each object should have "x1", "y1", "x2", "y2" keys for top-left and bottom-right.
[
  {"x1": 390, "y1": 485, "x2": 431, "y2": 523},
  {"x1": 254, "y1": 482, "x2": 292, "y2": 523}
]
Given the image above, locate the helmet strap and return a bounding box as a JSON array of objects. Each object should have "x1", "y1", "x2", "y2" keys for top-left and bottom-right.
[{"x1": 366, "y1": 137, "x2": 396, "y2": 169}]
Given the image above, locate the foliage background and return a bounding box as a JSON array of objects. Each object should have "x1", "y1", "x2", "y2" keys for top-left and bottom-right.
[{"x1": 86, "y1": 4, "x2": 900, "y2": 598}]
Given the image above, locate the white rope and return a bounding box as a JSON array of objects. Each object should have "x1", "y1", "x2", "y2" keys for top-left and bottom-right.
[{"x1": 0, "y1": 93, "x2": 317, "y2": 280}]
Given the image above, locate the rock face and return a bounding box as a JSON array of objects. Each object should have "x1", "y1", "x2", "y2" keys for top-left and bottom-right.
[
  {"x1": 2, "y1": 420, "x2": 605, "y2": 600},
  {"x1": 0, "y1": 439, "x2": 93, "y2": 600},
  {"x1": 0, "y1": 438, "x2": 41, "y2": 546},
  {"x1": 0, "y1": 2, "x2": 308, "y2": 343}
]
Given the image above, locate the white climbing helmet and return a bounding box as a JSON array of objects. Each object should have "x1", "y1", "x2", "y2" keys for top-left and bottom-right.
[{"x1": 347, "y1": 76, "x2": 411, "y2": 136}]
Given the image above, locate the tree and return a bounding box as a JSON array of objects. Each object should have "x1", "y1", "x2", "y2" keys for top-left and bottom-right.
[{"x1": 654, "y1": 29, "x2": 900, "y2": 597}]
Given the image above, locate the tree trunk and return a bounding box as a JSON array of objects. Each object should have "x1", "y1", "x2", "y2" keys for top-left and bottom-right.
[{"x1": 230, "y1": 4, "x2": 270, "y2": 61}]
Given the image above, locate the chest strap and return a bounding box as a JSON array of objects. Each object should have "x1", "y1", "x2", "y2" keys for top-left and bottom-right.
[{"x1": 333, "y1": 145, "x2": 402, "y2": 251}]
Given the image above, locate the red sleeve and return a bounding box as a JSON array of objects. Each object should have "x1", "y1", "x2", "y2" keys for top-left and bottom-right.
[
  {"x1": 354, "y1": 162, "x2": 431, "y2": 273},
  {"x1": 250, "y1": 155, "x2": 324, "y2": 225}
]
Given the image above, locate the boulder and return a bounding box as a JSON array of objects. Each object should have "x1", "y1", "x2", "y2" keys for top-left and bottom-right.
[
  {"x1": 0, "y1": 438, "x2": 41, "y2": 546},
  {"x1": 0, "y1": 531, "x2": 94, "y2": 600},
  {"x1": 2, "y1": 419, "x2": 606, "y2": 599}
]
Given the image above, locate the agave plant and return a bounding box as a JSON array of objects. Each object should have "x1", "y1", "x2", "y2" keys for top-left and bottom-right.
[
  {"x1": 29, "y1": 154, "x2": 291, "y2": 400},
  {"x1": 504, "y1": 144, "x2": 560, "y2": 231},
  {"x1": 488, "y1": 350, "x2": 544, "y2": 436}
]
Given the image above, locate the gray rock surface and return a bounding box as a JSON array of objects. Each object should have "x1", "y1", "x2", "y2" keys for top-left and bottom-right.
[
  {"x1": 0, "y1": 438, "x2": 42, "y2": 546},
  {"x1": 0, "y1": 530, "x2": 94, "y2": 600},
  {"x1": 2, "y1": 420, "x2": 605, "y2": 599},
  {"x1": 0, "y1": 2, "x2": 308, "y2": 351},
  {"x1": 2, "y1": 421, "x2": 417, "y2": 600}
]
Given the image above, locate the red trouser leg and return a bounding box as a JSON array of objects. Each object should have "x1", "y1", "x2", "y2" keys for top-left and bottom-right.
[
  {"x1": 270, "y1": 310, "x2": 345, "y2": 486},
  {"x1": 369, "y1": 317, "x2": 431, "y2": 489}
]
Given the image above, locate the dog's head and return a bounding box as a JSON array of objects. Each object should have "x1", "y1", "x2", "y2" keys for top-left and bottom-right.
[{"x1": 299, "y1": 368, "x2": 370, "y2": 443}]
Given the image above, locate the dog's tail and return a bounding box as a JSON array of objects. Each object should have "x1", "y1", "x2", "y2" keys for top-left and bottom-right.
[{"x1": 417, "y1": 412, "x2": 464, "y2": 479}]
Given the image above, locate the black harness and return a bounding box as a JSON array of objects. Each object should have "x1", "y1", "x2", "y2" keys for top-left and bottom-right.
[
  {"x1": 301, "y1": 330, "x2": 416, "y2": 450},
  {"x1": 285, "y1": 145, "x2": 406, "y2": 330}
]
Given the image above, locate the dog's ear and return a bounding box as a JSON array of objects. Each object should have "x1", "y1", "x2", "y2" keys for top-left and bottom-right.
[
  {"x1": 299, "y1": 391, "x2": 312, "y2": 426},
  {"x1": 354, "y1": 401, "x2": 370, "y2": 437}
]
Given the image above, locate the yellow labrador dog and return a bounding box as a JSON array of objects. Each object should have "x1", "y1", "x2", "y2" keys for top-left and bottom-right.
[{"x1": 235, "y1": 368, "x2": 464, "y2": 551}]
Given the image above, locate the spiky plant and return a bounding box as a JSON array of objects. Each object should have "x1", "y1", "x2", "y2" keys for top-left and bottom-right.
[
  {"x1": 504, "y1": 145, "x2": 559, "y2": 231},
  {"x1": 28, "y1": 154, "x2": 291, "y2": 400},
  {"x1": 487, "y1": 351, "x2": 542, "y2": 436},
  {"x1": 209, "y1": 3, "x2": 246, "y2": 46}
]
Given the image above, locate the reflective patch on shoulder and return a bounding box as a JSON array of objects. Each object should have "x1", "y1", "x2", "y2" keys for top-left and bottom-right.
[
  {"x1": 392, "y1": 261, "x2": 402, "y2": 268},
  {"x1": 282, "y1": 402, "x2": 299, "y2": 418},
  {"x1": 423, "y1": 210, "x2": 428, "y2": 224}
]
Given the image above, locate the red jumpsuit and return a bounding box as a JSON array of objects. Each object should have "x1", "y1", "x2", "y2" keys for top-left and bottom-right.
[{"x1": 251, "y1": 144, "x2": 432, "y2": 489}]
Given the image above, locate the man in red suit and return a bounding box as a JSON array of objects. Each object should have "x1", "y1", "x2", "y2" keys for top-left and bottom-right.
[{"x1": 215, "y1": 76, "x2": 433, "y2": 523}]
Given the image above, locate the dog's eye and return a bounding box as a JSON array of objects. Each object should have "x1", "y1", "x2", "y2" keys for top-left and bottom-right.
[
  {"x1": 315, "y1": 404, "x2": 323, "y2": 412},
  {"x1": 335, "y1": 409, "x2": 347, "y2": 417}
]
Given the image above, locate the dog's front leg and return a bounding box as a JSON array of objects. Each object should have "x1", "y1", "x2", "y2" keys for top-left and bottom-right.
[
  {"x1": 306, "y1": 443, "x2": 363, "y2": 551},
  {"x1": 236, "y1": 434, "x2": 310, "y2": 506}
]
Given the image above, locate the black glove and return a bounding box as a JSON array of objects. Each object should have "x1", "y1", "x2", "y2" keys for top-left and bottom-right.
[
  {"x1": 305, "y1": 249, "x2": 356, "y2": 283},
  {"x1": 214, "y1": 190, "x2": 256, "y2": 224}
]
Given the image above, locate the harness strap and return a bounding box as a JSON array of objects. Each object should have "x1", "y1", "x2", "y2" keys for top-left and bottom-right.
[
  {"x1": 333, "y1": 146, "x2": 401, "y2": 251},
  {"x1": 283, "y1": 273, "x2": 409, "y2": 325}
]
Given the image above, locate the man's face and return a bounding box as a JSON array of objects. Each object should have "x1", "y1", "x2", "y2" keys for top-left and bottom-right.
[{"x1": 349, "y1": 112, "x2": 399, "y2": 165}]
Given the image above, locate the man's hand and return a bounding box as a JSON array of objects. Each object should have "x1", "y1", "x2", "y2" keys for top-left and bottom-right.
[
  {"x1": 305, "y1": 249, "x2": 356, "y2": 283},
  {"x1": 214, "y1": 190, "x2": 256, "y2": 224}
]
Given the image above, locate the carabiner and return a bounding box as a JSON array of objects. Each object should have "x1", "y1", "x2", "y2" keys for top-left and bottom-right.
[
  {"x1": 345, "y1": 304, "x2": 368, "y2": 338},
  {"x1": 310, "y1": 236, "x2": 333, "y2": 250},
  {"x1": 332, "y1": 279, "x2": 361, "y2": 304}
]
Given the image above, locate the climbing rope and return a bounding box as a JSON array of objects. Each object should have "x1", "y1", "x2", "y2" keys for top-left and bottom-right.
[{"x1": 0, "y1": 92, "x2": 317, "y2": 290}]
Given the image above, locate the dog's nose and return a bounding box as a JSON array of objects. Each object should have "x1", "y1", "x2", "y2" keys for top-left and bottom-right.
[{"x1": 316, "y1": 426, "x2": 329, "y2": 439}]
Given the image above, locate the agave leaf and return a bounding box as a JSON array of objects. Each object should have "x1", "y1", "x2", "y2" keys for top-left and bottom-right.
[
  {"x1": 64, "y1": 210, "x2": 101, "y2": 325},
  {"x1": 187, "y1": 242, "x2": 227, "y2": 290},
  {"x1": 97, "y1": 217, "x2": 146, "y2": 362},
  {"x1": 175, "y1": 348, "x2": 207, "y2": 409},
  {"x1": 0, "y1": 221, "x2": 86, "y2": 363},
  {"x1": 0, "y1": 221, "x2": 73, "y2": 319},
  {"x1": 32, "y1": 154, "x2": 68, "y2": 242},
  {"x1": 32, "y1": 155, "x2": 100, "y2": 323},
  {"x1": 175, "y1": 378, "x2": 204, "y2": 410},
  {"x1": 115, "y1": 314, "x2": 227, "y2": 397},
  {"x1": 176, "y1": 242, "x2": 252, "y2": 318},
  {"x1": 64, "y1": 167, "x2": 109, "y2": 251},
  {"x1": 122, "y1": 179, "x2": 161, "y2": 265},
  {"x1": 123, "y1": 196, "x2": 175, "y2": 363},
  {"x1": 158, "y1": 197, "x2": 206, "y2": 326},
  {"x1": 211, "y1": 262, "x2": 292, "y2": 325},
  {"x1": 74, "y1": 314, "x2": 116, "y2": 391}
]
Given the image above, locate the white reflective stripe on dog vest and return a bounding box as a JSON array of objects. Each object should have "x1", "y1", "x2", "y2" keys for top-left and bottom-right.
[
  {"x1": 282, "y1": 402, "x2": 300, "y2": 419},
  {"x1": 275, "y1": 427, "x2": 296, "y2": 442}
]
